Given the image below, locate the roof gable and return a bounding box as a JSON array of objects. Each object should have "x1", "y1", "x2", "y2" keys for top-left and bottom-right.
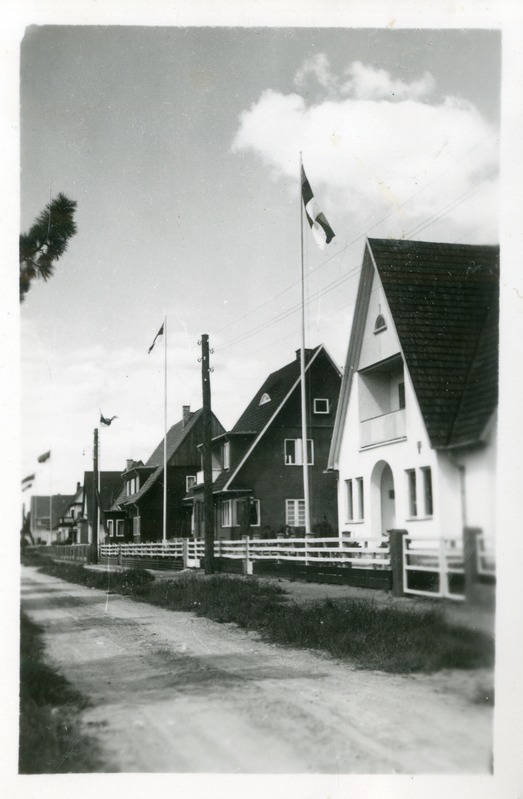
[{"x1": 370, "y1": 238, "x2": 499, "y2": 448}]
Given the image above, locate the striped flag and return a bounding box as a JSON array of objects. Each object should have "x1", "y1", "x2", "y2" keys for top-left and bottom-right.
[
  {"x1": 148, "y1": 323, "x2": 164, "y2": 354},
  {"x1": 37, "y1": 450, "x2": 51, "y2": 463},
  {"x1": 301, "y1": 166, "x2": 335, "y2": 250}
]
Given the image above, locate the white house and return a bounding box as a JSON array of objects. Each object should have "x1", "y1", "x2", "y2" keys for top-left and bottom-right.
[{"x1": 328, "y1": 238, "x2": 499, "y2": 544}]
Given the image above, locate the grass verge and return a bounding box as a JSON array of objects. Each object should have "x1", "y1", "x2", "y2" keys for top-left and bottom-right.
[
  {"x1": 19, "y1": 612, "x2": 105, "y2": 773},
  {"x1": 26, "y1": 555, "x2": 494, "y2": 674}
]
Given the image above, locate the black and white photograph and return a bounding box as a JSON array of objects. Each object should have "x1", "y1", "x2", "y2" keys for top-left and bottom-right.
[{"x1": 4, "y1": 0, "x2": 523, "y2": 795}]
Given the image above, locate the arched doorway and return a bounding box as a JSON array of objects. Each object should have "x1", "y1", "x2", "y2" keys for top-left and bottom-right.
[{"x1": 370, "y1": 460, "x2": 396, "y2": 537}]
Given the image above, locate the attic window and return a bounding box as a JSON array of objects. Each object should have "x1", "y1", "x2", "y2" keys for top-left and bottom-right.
[
  {"x1": 259, "y1": 392, "x2": 271, "y2": 406},
  {"x1": 374, "y1": 314, "x2": 387, "y2": 334}
]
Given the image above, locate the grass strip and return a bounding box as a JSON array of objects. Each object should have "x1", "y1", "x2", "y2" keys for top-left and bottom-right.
[
  {"x1": 27, "y1": 555, "x2": 494, "y2": 674},
  {"x1": 19, "y1": 612, "x2": 105, "y2": 773}
]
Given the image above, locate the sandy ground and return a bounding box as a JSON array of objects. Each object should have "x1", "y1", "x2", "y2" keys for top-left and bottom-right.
[{"x1": 20, "y1": 565, "x2": 494, "y2": 774}]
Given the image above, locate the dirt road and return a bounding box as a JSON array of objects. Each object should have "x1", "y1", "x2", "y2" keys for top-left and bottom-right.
[{"x1": 20, "y1": 565, "x2": 493, "y2": 774}]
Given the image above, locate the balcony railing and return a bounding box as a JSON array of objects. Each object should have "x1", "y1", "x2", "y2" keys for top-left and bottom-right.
[{"x1": 360, "y1": 408, "x2": 406, "y2": 448}]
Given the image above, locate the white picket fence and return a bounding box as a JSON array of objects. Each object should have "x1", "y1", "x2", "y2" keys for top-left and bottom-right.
[
  {"x1": 100, "y1": 536, "x2": 391, "y2": 570},
  {"x1": 403, "y1": 536, "x2": 465, "y2": 600}
]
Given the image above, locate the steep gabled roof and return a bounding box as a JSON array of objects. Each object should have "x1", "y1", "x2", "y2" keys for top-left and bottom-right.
[
  {"x1": 115, "y1": 409, "x2": 224, "y2": 507},
  {"x1": 31, "y1": 495, "x2": 75, "y2": 530},
  {"x1": 213, "y1": 345, "x2": 339, "y2": 493},
  {"x1": 83, "y1": 472, "x2": 124, "y2": 522},
  {"x1": 329, "y1": 238, "x2": 499, "y2": 466},
  {"x1": 370, "y1": 238, "x2": 499, "y2": 448}
]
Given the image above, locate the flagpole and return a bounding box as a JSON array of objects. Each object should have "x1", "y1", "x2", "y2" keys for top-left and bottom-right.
[
  {"x1": 299, "y1": 153, "x2": 311, "y2": 535},
  {"x1": 49, "y1": 457, "x2": 53, "y2": 544},
  {"x1": 163, "y1": 314, "x2": 167, "y2": 544}
]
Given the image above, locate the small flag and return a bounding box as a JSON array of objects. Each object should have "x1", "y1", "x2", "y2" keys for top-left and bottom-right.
[
  {"x1": 22, "y1": 483, "x2": 33, "y2": 492},
  {"x1": 37, "y1": 450, "x2": 51, "y2": 463},
  {"x1": 22, "y1": 473, "x2": 35, "y2": 484},
  {"x1": 100, "y1": 413, "x2": 118, "y2": 426},
  {"x1": 148, "y1": 323, "x2": 164, "y2": 354},
  {"x1": 301, "y1": 166, "x2": 335, "y2": 250}
]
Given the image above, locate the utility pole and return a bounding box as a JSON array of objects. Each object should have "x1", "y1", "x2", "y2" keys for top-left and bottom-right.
[
  {"x1": 92, "y1": 427, "x2": 99, "y2": 564},
  {"x1": 201, "y1": 334, "x2": 214, "y2": 575}
]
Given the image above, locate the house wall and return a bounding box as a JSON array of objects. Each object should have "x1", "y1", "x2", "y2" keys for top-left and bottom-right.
[{"x1": 218, "y1": 352, "x2": 341, "y2": 539}]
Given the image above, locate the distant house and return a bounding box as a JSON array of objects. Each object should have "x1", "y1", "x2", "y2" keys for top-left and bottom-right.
[
  {"x1": 30, "y1": 494, "x2": 74, "y2": 545},
  {"x1": 108, "y1": 406, "x2": 225, "y2": 542},
  {"x1": 328, "y1": 238, "x2": 499, "y2": 542},
  {"x1": 76, "y1": 471, "x2": 124, "y2": 545},
  {"x1": 56, "y1": 482, "x2": 84, "y2": 543},
  {"x1": 188, "y1": 346, "x2": 341, "y2": 539}
]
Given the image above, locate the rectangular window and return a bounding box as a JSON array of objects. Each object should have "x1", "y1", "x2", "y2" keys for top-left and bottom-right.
[
  {"x1": 398, "y1": 382, "x2": 406, "y2": 410},
  {"x1": 407, "y1": 469, "x2": 417, "y2": 517},
  {"x1": 422, "y1": 467, "x2": 433, "y2": 516},
  {"x1": 221, "y1": 499, "x2": 232, "y2": 527},
  {"x1": 107, "y1": 519, "x2": 114, "y2": 536},
  {"x1": 249, "y1": 499, "x2": 261, "y2": 527},
  {"x1": 284, "y1": 438, "x2": 313, "y2": 465},
  {"x1": 345, "y1": 479, "x2": 354, "y2": 521},
  {"x1": 357, "y1": 477, "x2": 364, "y2": 520},
  {"x1": 186, "y1": 475, "x2": 197, "y2": 492},
  {"x1": 223, "y1": 441, "x2": 230, "y2": 470},
  {"x1": 313, "y1": 398, "x2": 330, "y2": 414},
  {"x1": 116, "y1": 520, "x2": 124, "y2": 537},
  {"x1": 286, "y1": 499, "x2": 305, "y2": 527},
  {"x1": 346, "y1": 478, "x2": 364, "y2": 521}
]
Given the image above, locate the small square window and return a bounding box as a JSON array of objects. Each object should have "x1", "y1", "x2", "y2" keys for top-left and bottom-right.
[
  {"x1": 186, "y1": 475, "x2": 197, "y2": 492},
  {"x1": 313, "y1": 398, "x2": 330, "y2": 414}
]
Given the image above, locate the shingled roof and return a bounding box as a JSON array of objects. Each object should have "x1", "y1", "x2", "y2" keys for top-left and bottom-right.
[
  {"x1": 207, "y1": 346, "x2": 338, "y2": 494},
  {"x1": 368, "y1": 238, "x2": 499, "y2": 448}
]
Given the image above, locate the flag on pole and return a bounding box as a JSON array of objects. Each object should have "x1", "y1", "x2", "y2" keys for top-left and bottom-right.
[
  {"x1": 301, "y1": 166, "x2": 335, "y2": 249},
  {"x1": 22, "y1": 482, "x2": 33, "y2": 492},
  {"x1": 148, "y1": 323, "x2": 164, "y2": 354},
  {"x1": 22, "y1": 474, "x2": 35, "y2": 484},
  {"x1": 100, "y1": 413, "x2": 118, "y2": 426},
  {"x1": 37, "y1": 450, "x2": 51, "y2": 463}
]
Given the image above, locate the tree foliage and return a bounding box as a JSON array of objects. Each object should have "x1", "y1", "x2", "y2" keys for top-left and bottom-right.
[{"x1": 19, "y1": 193, "x2": 77, "y2": 302}]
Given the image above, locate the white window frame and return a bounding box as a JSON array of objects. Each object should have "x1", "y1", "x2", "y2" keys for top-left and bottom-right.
[
  {"x1": 406, "y1": 469, "x2": 417, "y2": 518},
  {"x1": 313, "y1": 398, "x2": 330, "y2": 415},
  {"x1": 221, "y1": 499, "x2": 232, "y2": 527},
  {"x1": 421, "y1": 466, "x2": 433, "y2": 517},
  {"x1": 284, "y1": 438, "x2": 314, "y2": 466},
  {"x1": 223, "y1": 441, "x2": 230, "y2": 470},
  {"x1": 345, "y1": 477, "x2": 364, "y2": 522},
  {"x1": 259, "y1": 392, "x2": 271, "y2": 406},
  {"x1": 107, "y1": 519, "x2": 114, "y2": 536},
  {"x1": 116, "y1": 519, "x2": 125, "y2": 537},
  {"x1": 285, "y1": 499, "x2": 305, "y2": 527},
  {"x1": 249, "y1": 499, "x2": 261, "y2": 527},
  {"x1": 186, "y1": 475, "x2": 197, "y2": 492}
]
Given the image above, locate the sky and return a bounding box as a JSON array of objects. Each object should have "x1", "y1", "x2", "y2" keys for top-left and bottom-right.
[{"x1": 18, "y1": 24, "x2": 502, "y2": 496}]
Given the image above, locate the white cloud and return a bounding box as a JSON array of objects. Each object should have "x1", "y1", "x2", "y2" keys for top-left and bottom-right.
[{"x1": 232, "y1": 59, "x2": 499, "y2": 245}]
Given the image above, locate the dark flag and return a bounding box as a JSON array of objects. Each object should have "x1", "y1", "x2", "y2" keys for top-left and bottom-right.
[
  {"x1": 37, "y1": 451, "x2": 51, "y2": 463},
  {"x1": 301, "y1": 165, "x2": 335, "y2": 249},
  {"x1": 100, "y1": 413, "x2": 118, "y2": 426},
  {"x1": 22, "y1": 473, "x2": 35, "y2": 484},
  {"x1": 148, "y1": 323, "x2": 164, "y2": 354}
]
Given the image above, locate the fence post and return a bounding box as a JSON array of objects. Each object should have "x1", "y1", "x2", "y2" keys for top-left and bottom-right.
[
  {"x1": 389, "y1": 529, "x2": 408, "y2": 597},
  {"x1": 242, "y1": 535, "x2": 253, "y2": 576},
  {"x1": 118, "y1": 544, "x2": 122, "y2": 568},
  {"x1": 463, "y1": 527, "x2": 481, "y2": 604},
  {"x1": 182, "y1": 538, "x2": 189, "y2": 570}
]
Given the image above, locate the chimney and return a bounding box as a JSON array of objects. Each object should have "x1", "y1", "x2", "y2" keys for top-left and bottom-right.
[
  {"x1": 182, "y1": 405, "x2": 191, "y2": 427},
  {"x1": 295, "y1": 348, "x2": 313, "y2": 363},
  {"x1": 126, "y1": 459, "x2": 134, "y2": 471}
]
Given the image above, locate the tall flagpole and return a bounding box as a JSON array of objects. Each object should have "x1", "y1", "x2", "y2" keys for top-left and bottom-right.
[
  {"x1": 299, "y1": 152, "x2": 311, "y2": 535},
  {"x1": 163, "y1": 314, "x2": 167, "y2": 544}
]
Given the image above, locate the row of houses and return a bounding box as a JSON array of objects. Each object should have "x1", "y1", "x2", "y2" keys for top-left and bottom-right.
[{"x1": 26, "y1": 238, "x2": 499, "y2": 550}]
